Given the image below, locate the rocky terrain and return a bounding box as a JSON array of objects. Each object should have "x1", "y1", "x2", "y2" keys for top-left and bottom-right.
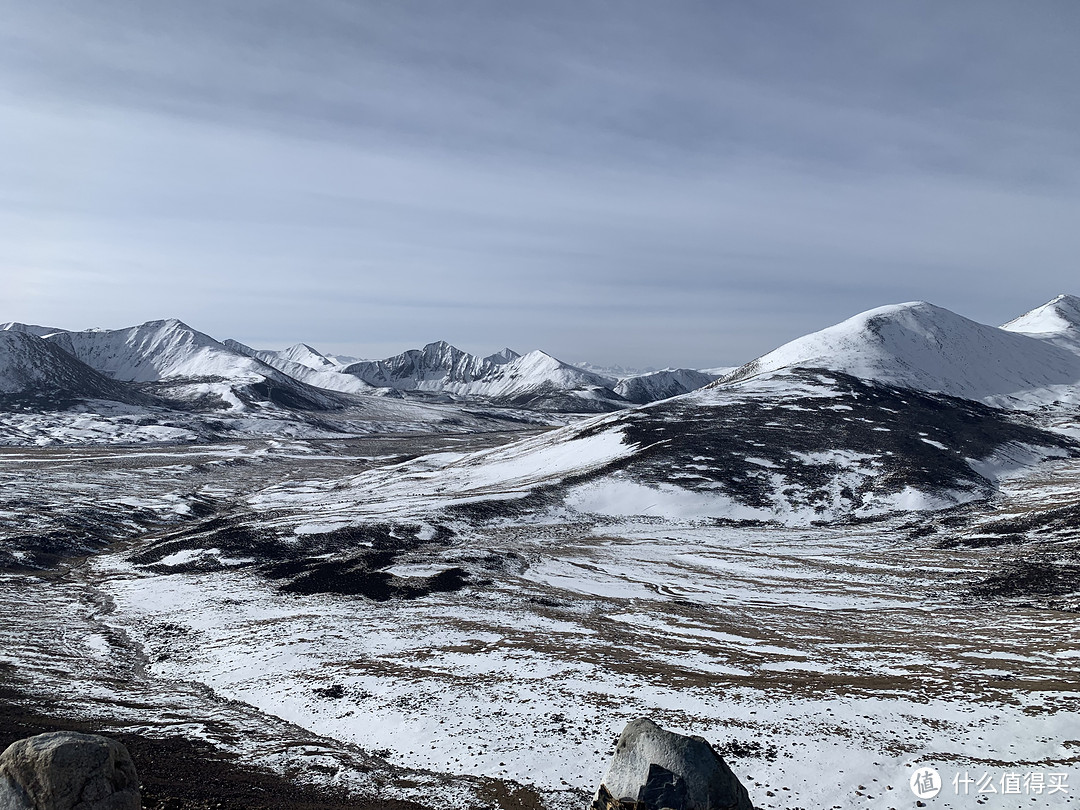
[{"x1": 2, "y1": 295, "x2": 1079, "y2": 809}]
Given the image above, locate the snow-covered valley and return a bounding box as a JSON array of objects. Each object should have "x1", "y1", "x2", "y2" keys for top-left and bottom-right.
[{"x1": 1, "y1": 435, "x2": 1077, "y2": 809}]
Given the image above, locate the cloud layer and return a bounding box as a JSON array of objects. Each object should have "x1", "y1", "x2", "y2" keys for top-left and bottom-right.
[{"x1": 2, "y1": 1, "x2": 1079, "y2": 367}]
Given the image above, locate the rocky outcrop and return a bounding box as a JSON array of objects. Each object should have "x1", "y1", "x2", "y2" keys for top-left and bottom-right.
[
  {"x1": 0, "y1": 732, "x2": 140, "y2": 810},
  {"x1": 591, "y1": 718, "x2": 753, "y2": 810}
]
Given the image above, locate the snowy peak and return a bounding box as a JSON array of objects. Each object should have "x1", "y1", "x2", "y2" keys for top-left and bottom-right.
[
  {"x1": 1001, "y1": 294, "x2": 1080, "y2": 356},
  {"x1": 483, "y1": 347, "x2": 520, "y2": 366},
  {"x1": 721, "y1": 300, "x2": 1080, "y2": 407},
  {"x1": 345, "y1": 341, "x2": 511, "y2": 389},
  {"x1": 342, "y1": 342, "x2": 624, "y2": 411},
  {"x1": 234, "y1": 343, "x2": 376, "y2": 396},
  {"x1": 47, "y1": 319, "x2": 247, "y2": 382},
  {"x1": 44, "y1": 319, "x2": 344, "y2": 411},
  {"x1": 1003, "y1": 294, "x2": 1080, "y2": 335},
  {"x1": 275, "y1": 343, "x2": 338, "y2": 371},
  {"x1": 512, "y1": 350, "x2": 608, "y2": 383}
]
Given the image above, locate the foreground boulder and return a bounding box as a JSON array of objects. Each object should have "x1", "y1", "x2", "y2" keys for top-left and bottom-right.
[
  {"x1": 592, "y1": 718, "x2": 753, "y2": 810},
  {"x1": 0, "y1": 732, "x2": 140, "y2": 810}
]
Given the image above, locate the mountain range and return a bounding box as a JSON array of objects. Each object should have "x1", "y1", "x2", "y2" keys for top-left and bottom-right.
[
  {"x1": 223, "y1": 293, "x2": 1080, "y2": 528},
  {"x1": 0, "y1": 321, "x2": 718, "y2": 414},
  {"x1": 4, "y1": 295, "x2": 1080, "y2": 503}
]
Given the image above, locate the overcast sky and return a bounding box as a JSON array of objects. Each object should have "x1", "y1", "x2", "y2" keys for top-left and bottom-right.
[{"x1": 2, "y1": 1, "x2": 1079, "y2": 368}]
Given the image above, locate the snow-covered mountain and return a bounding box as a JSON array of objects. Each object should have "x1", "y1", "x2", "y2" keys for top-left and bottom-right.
[
  {"x1": 0, "y1": 331, "x2": 146, "y2": 406},
  {"x1": 614, "y1": 368, "x2": 717, "y2": 404},
  {"x1": 719, "y1": 299, "x2": 1080, "y2": 408},
  {"x1": 1001, "y1": 293, "x2": 1080, "y2": 354},
  {"x1": 272, "y1": 343, "x2": 340, "y2": 371},
  {"x1": 47, "y1": 319, "x2": 262, "y2": 382},
  {"x1": 343, "y1": 341, "x2": 626, "y2": 412},
  {"x1": 46, "y1": 320, "x2": 344, "y2": 411},
  {"x1": 248, "y1": 294, "x2": 1080, "y2": 528},
  {"x1": 257, "y1": 342, "x2": 365, "y2": 372},
  {"x1": 343, "y1": 341, "x2": 510, "y2": 390},
  {"x1": 224, "y1": 339, "x2": 378, "y2": 397}
]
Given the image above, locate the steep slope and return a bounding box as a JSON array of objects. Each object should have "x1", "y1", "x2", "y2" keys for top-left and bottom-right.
[
  {"x1": 47, "y1": 320, "x2": 343, "y2": 411},
  {"x1": 0, "y1": 331, "x2": 147, "y2": 408},
  {"x1": 49, "y1": 319, "x2": 258, "y2": 382},
  {"x1": 344, "y1": 342, "x2": 625, "y2": 412},
  {"x1": 1001, "y1": 293, "x2": 1080, "y2": 354},
  {"x1": 720, "y1": 300, "x2": 1080, "y2": 408},
  {"x1": 614, "y1": 368, "x2": 716, "y2": 404}
]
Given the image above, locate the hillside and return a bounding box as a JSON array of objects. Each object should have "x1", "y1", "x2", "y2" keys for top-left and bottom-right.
[
  {"x1": 0, "y1": 331, "x2": 148, "y2": 408},
  {"x1": 719, "y1": 300, "x2": 1080, "y2": 408}
]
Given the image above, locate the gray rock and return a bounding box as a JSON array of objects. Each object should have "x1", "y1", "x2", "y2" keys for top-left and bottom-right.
[
  {"x1": 591, "y1": 718, "x2": 753, "y2": 810},
  {"x1": 0, "y1": 732, "x2": 140, "y2": 810}
]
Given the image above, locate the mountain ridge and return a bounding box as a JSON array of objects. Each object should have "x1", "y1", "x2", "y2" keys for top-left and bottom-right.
[{"x1": 342, "y1": 341, "x2": 628, "y2": 412}]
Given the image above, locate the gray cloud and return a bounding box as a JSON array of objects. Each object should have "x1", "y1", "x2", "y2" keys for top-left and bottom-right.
[{"x1": 1, "y1": 1, "x2": 1079, "y2": 367}]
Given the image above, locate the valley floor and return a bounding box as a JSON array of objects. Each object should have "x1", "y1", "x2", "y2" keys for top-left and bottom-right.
[{"x1": 1, "y1": 432, "x2": 1077, "y2": 809}]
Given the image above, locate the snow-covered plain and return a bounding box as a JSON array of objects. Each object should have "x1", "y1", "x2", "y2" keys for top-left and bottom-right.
[
  {"x1": 1, "y1": 426, "x2": 1075, "y2": 809},
  {"x1": 90, "y1": 478, "x2": 1080, "y2": 809}
]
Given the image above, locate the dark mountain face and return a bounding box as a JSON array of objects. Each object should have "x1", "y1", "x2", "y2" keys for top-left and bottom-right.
[
  {"x1": 580, "y1": 369, "x2": 1077, "y2": 519},
  {"x1": 0, "y1": 332, "x2": 153, "y2": 411}
]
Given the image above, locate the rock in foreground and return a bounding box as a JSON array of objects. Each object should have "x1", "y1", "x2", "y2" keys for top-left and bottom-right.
[
  {"x1": 0, "y1": 732, "x2": 140, "y2": 810},
  {"x1": 592, "y1": 718, "x2": 753, "y2": 810}
]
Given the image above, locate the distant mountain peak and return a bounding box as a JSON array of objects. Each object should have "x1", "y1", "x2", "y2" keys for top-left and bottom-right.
[
  {"x1": 1003, "y1": 293, "x2": 1080, "y2": 335},
  {"x1": 573, "y1": 360, "x2": 655, "y2": 379},
  {"x1": 484, "y1": 347, "x2": 520, "y2": 365},
  {"x1": 140, "y1": 317, "x2": 194, "y2": 331}
]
